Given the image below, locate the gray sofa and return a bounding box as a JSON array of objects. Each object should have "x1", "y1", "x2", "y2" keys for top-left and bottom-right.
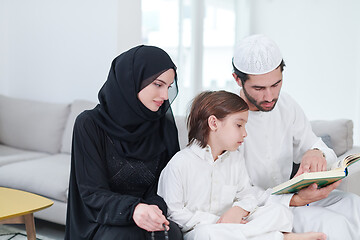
[
  {"x1": 0, "y1": 95, "x2": 96, "y2": 225},
  {"x1": 0, "y1": 94, "x2": 359, "y2": 226}
]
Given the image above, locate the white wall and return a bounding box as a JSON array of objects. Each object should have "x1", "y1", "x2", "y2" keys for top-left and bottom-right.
[
  {"x1": 248, "y1": 0, "x2": 360, "y2": 144},
  {"x1": 0, "y1": 0, "x2": 9, "y2": 95},
  {"x1": 1, "y1": 0, "x2": 359, "y2": 144},
  {"x1": 0, "y1": 0, "x2": 141, "y2": 104}
]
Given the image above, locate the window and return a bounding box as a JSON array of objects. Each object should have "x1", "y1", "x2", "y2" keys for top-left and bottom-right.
[
  {"x1": 202, "y1": 0, "x2": 237, "y2": 92},
  {"x1": 142, "y1": 0, "x2": 238, "y2": 115}
]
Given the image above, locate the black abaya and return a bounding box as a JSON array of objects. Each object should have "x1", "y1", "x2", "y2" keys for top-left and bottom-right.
[{"x1": 65, "y1": 46, "x2": 182, "y2": 240}]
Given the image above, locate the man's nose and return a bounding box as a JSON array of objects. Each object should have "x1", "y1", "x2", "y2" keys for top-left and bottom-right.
[{"x1": 263, "y1": 88, "x2": 274, "y2": 102}]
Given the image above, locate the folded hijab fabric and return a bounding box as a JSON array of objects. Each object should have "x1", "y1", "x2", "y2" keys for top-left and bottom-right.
[{"x1": 94, "y1": 45, "x2": 178, "y2": 140}]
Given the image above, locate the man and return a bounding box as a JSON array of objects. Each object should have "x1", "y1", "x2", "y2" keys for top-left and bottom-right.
[{"x1": 232, "y1": 34, "x2": 360, "y2": 239}]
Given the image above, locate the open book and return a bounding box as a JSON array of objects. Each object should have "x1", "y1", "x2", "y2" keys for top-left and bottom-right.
[{"x1": 272, "y1": 153, "x2": 360, "y2": 195}]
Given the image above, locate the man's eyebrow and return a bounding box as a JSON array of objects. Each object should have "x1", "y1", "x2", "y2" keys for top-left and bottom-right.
[
  {"x1": 252, "y1": 79, "x2": 282, "y2": 88},
  {"x1": 271, "y1": 79, "x2": 282, "y2": 86}
]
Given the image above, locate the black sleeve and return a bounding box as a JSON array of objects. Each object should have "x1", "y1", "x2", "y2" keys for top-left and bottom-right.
[
  {"x1": 71, "y1": 113, "x2": 142, "y2": 226},
  {"x1": 142, "y1": 180, "x2": 168, "y2": 216}
]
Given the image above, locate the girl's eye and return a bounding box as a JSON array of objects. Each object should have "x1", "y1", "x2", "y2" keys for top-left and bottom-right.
[
  {"x1": 237, "y1": 124, "x2": 242, "y2": 128},
  {"x1": 154, "y1": 83, "x2": 162, "y2": 87}
]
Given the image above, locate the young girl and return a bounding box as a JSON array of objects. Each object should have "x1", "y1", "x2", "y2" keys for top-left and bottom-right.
[{"x1": 158, "y1": 91, "x2": 326, "y2": 240}]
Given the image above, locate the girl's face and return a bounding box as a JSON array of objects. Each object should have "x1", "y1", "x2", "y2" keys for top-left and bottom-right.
[
  {"x1": 137, "y1": 69, "x2": 175, "y2": 112},
  {"x1": 215, "y1": 110, "x2": 248, "y2": 152}
]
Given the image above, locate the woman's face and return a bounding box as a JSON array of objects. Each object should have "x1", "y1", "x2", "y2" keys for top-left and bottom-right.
[{"x1": 138, "y1": 69, "x2": 175, "y2": 112}]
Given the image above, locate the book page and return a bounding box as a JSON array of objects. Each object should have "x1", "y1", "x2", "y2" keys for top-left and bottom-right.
[
  {"x1": 331, "y1": 153, "x2": 360, "y2": 170},
  {"x1": 344, "y1": 153, "x2": 360, "y2": 167}
]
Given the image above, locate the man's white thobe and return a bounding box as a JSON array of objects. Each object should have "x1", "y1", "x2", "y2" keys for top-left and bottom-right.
[{"x1": 243, "y1": 91, "x2": 360, "y2": 239}]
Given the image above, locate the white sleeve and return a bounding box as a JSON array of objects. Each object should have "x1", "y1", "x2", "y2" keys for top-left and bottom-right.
[
  {"x1": 232, "y1": 151, "x2": 270, "y2": 211},
  {"x1": 157, "y1": 159, "x2": 219, "y2": 232},
  {"x1": 234, "y1": 180, "x2": 293, "y2": 209},
  {"x1": 291, "y1": 97, "x2": 336, "y2": 166},
  {"x1": 232, "y1": 165, "x2": 260, "y2": 211},
  {"x1": 234, "y1": 177, "x2": 293, "y2": 208},
  {"x1": 266, "y1": 192, "x2": 294, "y2": 207},
  {"x1": 311, "y1": 137, "x2": 337, "y2": 169}
]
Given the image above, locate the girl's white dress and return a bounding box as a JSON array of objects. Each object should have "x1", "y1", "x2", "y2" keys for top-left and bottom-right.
[{"x1": 158, "y1": 143, "x2": 293, "y2": 240}]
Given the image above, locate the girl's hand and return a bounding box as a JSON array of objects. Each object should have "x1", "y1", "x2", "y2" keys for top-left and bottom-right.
[
  {"x1": 133, "y1": 203, "x2": 170, "y2": 231},
  {"x1": 216, "y1": 206, "x2": 249, "y2": 224}
]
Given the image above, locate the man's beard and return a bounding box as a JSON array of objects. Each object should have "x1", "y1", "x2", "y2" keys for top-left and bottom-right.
[{"x1": 242, "y1": 86, "x2": 278, "y2": 112}]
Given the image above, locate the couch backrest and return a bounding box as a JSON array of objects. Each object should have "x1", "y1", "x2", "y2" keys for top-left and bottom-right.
[
  {"x1": 310, "y1": 119, "x2": 353, "y2": 157},
  {"x1": 175, "y1": 115, "x2": 354, "y2": 157},
  {"x1": 0, "y1": 95, "x2": 70, "y2": 154},
  {"x1": 174, "y1": 115, "x2": 188, "y2": 149},
  {"x1": 60, "y1": 100, "x2": 97, "y2": 154}
]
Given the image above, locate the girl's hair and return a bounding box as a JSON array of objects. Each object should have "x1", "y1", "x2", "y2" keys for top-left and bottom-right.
[{"x1": 187, "y1": 90, "x2": 249, "y2": 148}]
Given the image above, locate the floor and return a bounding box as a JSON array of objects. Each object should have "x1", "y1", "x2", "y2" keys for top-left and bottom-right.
[{"x1": 6, "y1": 218, "x2": 65, "y2": 240}]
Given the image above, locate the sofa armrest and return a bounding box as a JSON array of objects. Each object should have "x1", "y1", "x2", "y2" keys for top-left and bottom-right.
[
  {"x1": 337, "y1": 146, "x2": 360, "y2": 196},
  {"x1": 339, "y1": 171, "x2": 360, "y2": 196}
]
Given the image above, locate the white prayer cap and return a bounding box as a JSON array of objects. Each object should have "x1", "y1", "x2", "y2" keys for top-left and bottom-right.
[{"x1": 233, "y1": 34, "x2": 282, "y2": 75}]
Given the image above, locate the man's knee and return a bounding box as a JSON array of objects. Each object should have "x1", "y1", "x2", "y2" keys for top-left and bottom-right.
[
  {"x1": 293, "y1": 207, "x2": 352, "y2": 238},
  {"x1": 319, "y1": 215, "x2": 352, "y2": 239}
]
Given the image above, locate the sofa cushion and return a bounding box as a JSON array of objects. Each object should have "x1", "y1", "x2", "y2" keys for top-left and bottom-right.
[
  {"x1": 61, "y1": 100, "x2": 97, "y2": 154},
  {"x1": 310, "y1": 119, "x2": 353, "y2": 157},
  {"x1": 0, "y1": 95, "x2": 70, "y2": 154},
  {"x1": 0, "y1": 144, "x2": 50, "y2": 166},
  {"x1": 319, "y1": 134, "x2": 333, "y2": 149},
  {"x1": 0, "y1": 154, "x2": 70, "y2": 202},
  {"x1": 175, "y1": 115, "x2": 188, "y2": 150}
]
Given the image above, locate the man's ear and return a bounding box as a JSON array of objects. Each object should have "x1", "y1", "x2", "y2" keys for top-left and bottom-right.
[
  {"x1": 208, "y1": 115, "x2": 218, "y2": 131},
  {"x1": 232, "y1": 73, "x2": 242, "y2": 87}
]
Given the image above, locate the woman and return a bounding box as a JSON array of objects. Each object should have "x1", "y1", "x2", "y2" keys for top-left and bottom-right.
[{"x1": 65, "y1": 45, "x2": 183, "y2": 239}]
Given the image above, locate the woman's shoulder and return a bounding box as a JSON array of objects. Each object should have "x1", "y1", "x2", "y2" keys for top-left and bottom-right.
[
  {"x1": 73, "y1": 110, "x2": 103, "y2": 136},
  {"x1": 75, "y1": 109, "x2": 98, "y2": 125}
]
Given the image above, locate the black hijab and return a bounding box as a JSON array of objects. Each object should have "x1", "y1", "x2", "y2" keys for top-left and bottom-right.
[{"x1": 89, "y1": 45, "x2": 179, "y2": 162}]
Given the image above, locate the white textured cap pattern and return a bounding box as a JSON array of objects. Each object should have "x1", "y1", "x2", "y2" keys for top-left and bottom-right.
[{"x1": 233, "y1": 34, "x2": 282, "y2": 75}]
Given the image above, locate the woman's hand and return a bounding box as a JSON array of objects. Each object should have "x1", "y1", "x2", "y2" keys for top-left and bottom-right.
[
  {"x1": 216, "y1": 206, "x2": 249, "y2": 224},
  {"x1": 133, "y1": 203, "x2": 170, "y2": 231}
]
